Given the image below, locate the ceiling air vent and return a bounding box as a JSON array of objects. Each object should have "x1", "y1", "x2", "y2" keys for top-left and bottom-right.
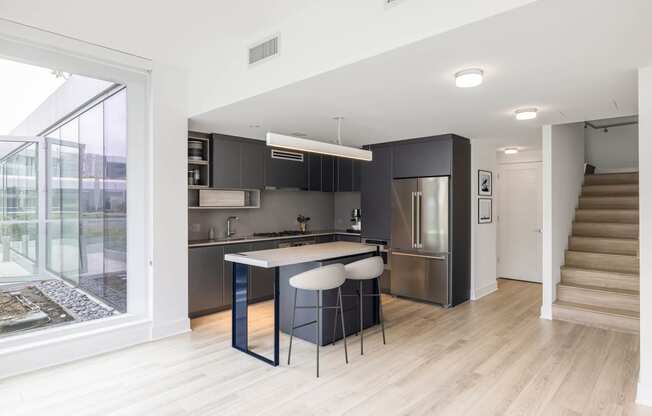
[
  {"x1": 271, "y1": 149, "x2": 303, "y2": 162},
  {"x1": 249, "y1": 35, "x2": 279, "y2": 65}
]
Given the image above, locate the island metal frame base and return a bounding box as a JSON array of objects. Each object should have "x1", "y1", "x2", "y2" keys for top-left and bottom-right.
[{"x1": 232, "y1": 263, "x2": 280, "y2": 366}]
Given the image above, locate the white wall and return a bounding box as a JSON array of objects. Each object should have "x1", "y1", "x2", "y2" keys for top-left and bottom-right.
[
  {"x1": 637, "y1": 66, "x2": 652, "y2": 406},
  {"x1": 585, "y1": 123, "x2": 638, "y2": 173},
  {"x1": 150, "y1": 63, "x2": 190, "y2": 339},
  {"x1": 470, "y1": 140, "x2": 498, "y2": 299},
  {"x1": 496, "y1": 149, "x2": 542, "y2": 164},
  {"x1": 541, "y1": 123, "x2": 585, "y2": 319}
]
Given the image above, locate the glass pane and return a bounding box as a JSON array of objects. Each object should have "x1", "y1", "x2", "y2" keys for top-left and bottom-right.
[
  {"x1": 46, "y1": 130, "x2": 62, "y2": 275},
  {"x1": 0, "y1": 141, "x2": 38, "y2": 278},
  {"x1": 59, "y1": 120, "x2": 80, "y2": 284},
  {"x1": 103, "y1": 89, "x2": 127, "y2": 312},
  {"x1": 79, "y1": 105, "x2": 104, "y2": 281}
]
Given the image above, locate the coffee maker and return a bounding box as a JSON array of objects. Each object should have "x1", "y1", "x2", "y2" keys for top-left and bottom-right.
[{"x1": 349, "y1": 208, "x2": 361, "y2": 232}]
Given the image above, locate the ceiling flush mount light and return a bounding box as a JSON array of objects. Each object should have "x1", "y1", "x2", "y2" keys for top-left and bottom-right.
[
  {"x1": 454, "y1": 68, "x2": 483, "y2": 88},
  {"x1": 504, "y1": 148, "x2": 519, "y2": 155},
  {"x1": 515, "y1": 108, "x2": 538, "y2": 121},
  {"x1": 266, "y1": 118, "x2": 372, "y2": 161}
]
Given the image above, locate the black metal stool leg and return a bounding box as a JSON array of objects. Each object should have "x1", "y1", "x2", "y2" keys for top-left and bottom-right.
[
  {"x1": 332, "y1": 289, "x2": 340, "y2": 346},
  {"x1": 316, "y1": 290, "x2": 320, "y2": 378},
  {"x1": 288, "y1": 288, "x2": 297, "y2": 365},
  {"x1": 377, "y1": 277, "x2": 386, "y2": 345},
  {"x1": 339, "y1": 287, "x2": 348, "y2": 364},
  {"x1": 359, "y1": 280, "x2": 364, "y2": 355}
]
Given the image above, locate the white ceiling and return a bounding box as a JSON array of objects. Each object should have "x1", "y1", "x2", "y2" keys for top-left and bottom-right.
[
  {"x1": 0, "y1": 0, "x2": 310, "y2": 65},
  {"x1": 189, "y1": 0, "x2": 652, "y2": 150}
]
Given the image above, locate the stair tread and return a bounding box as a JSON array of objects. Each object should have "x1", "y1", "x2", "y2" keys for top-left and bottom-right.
[
  {"x1": 570, "y1": 236, "x2": 638, "y2": 242},
  {"x1": 566, "y1": 250, "x2": 638, "y2": 259},
  {"x1": 554, "y1": 300, "x2": 639, "y2": 318},
  {"x1": 558, "y1": 281, "x2": 639, "y2": 296},
  {"x1": 561, "y1": 266, "x2": 639, "y2": 278},
  {"x1": 573, "y1": 221, "x2": 638, "y2": 227}
]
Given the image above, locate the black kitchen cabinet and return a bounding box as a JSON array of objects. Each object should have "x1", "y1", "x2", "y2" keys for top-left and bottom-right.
[
  {"x1": 360, "y1": 144, "x2": 393, "y2": 241},
  {"x1": 212, "y1": 134, "x2": 266, "y2": 189},
  {"x1": 316, "y1": 235, "x2": 335, "y2": 243},
  {"x1": 336, "y1": 158, "x2": 353, "y2": 192},
  {"x1": 352, "y1": 160, "x2": 361, "y2": 191},
  {"x1": 308, "y1": 153, "x2": 322, "y2": 191},
  {"x1": 222, "y1": 243, "x2": 252, "y2": 308},
  {"x1": 240, "y1": 141, "x2": 266, "y2": 189},
  {"x1": 335, "y1": 234, "x2": 361, "y2": 243},
  {"x1": 265, "y1": 148, "x2": 308, "y2": 189},
  {"x1": 393, "y1": 135, "x2": 452, "y2": 178},
  {"x1": 212, "y1": 134, "x2": 241, "y2": 188},
  {"x1": 249, "y1": 241, "x2": 276, "y2": 302},
  {"x1": 322, "y1": 155, "x2": 335, "y2": 192},
  {"x1": 188, "y1": 246, "x2": 223, "y2": 317}
]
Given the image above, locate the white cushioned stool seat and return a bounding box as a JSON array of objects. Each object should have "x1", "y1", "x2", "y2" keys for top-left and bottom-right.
[
  {"x1": 344, "y1": 257, "x2": 384, "y2": 280},
  {"x1": 289, "y1": 263, "x2": 346, "y2": 291}
]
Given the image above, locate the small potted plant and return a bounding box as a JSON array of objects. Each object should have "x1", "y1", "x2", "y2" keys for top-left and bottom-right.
[{"x1": 297, "y1": 215, "x2": 311, "y2": 233}]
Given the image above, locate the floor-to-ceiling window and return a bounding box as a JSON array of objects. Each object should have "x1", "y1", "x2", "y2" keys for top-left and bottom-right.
[{"x1": 1, "y1": 55, "x2": 129, "y2": 337}]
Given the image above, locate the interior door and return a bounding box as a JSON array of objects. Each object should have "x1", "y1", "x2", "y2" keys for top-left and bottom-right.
[{"x1": 497, "y1": 162, "x2": 543, "y2": 282}]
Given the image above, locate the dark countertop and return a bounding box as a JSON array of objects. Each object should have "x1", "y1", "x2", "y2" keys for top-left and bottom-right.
[{"x1": 188, "y1": 229, "x2": 361, "y2": 248}]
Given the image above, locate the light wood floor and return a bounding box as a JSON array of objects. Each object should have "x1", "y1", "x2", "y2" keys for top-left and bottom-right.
[{"x1": 1, "y1": 279, "x2": 650, "y2": 416}]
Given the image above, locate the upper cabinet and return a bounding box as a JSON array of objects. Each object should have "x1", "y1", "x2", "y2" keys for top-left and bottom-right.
[
  {"x1": 393, "y1": 136, "x2": 452, "y2": 178},
  {"x1": 240, "y1": 141, "x2": 266, "y2": 189},
  {"x1": 212, "y1": 134, "x2": 266, "y2": 189},
  {"x1": 265, "y1": 148, "x2": 308, "y2": 189},
  {"x1": 208, "y1": 132, "x2": 363, "y2": 192},
  {"x1": 360, "y1": 144, "x2": 393, "y2": 241}
]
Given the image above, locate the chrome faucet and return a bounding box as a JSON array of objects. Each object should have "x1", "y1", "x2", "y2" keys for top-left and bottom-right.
[{"x1": 226, "y1": 216, "x2": 239, "y2": 238}]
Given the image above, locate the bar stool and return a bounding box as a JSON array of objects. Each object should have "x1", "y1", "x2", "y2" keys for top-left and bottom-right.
[
  {"x1": 334, "y1": 256, "x2": 386, "y2": 355},
  {"x1": 288, "y1": 263, "x2": 348, "y2": 378}
]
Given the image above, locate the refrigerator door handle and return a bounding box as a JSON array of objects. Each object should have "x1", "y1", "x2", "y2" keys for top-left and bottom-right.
[
  {"x1": 410, "y1": 192, "x2": 416, "y2": 248},
  {"x1": 416, "y1": 191, "x2": 422, "y2": 248}
]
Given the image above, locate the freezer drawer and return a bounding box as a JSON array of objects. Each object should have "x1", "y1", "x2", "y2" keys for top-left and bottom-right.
[{"x1": 390, "y1": 251, "x2": 449, "y2": 305}]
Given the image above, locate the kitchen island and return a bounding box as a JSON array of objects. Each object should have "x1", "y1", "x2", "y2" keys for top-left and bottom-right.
[{"x1": 224, "y1": 241, "x2": 380, "y2": 366}]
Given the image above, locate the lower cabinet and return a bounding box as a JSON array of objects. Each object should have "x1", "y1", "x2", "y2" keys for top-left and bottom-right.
[
  {"x1": 335, "y1": 234, "x2": 361, "y2": 243},
  {"x1": 188, "y1": 246, "x2": 224, "y2": 318}
]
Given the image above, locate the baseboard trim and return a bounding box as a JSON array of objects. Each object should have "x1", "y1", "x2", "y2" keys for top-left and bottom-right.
[
  {"x1": 471, "y1": 281, "x2": 498, "y2": 301},
  {"x1": 151, "y1": 317, "x2": 191, "y2": 340},
  {"x1": 637, "y1": 382, "x2": 652, "y2": 407}
]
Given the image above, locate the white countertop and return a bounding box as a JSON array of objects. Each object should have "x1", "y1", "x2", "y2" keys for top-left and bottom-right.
[{"x1": 224, "y1": 241, "x2": 377, "y2": 268}]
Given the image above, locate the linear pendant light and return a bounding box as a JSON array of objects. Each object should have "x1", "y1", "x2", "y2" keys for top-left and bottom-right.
[{"x1": 266, "y1": 118, "x2": 372, "y2": 161}]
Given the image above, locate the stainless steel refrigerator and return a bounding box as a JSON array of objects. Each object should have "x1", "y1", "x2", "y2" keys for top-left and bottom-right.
[{"x1": 390, "y1": 177, "x2": 450, "y2": 305}]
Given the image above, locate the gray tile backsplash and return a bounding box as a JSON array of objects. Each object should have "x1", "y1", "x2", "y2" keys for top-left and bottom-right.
[{"x1": 189, "y1": 190, "x2": 360, "y2": 240}]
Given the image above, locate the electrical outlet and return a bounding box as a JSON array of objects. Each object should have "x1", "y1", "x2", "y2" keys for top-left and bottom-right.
[{"x1": 191, "y1": 223, "x2": 201, "y2": 233}]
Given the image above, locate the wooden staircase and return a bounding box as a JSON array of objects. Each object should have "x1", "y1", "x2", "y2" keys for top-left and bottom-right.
[{"x1": 552, "y1": 172, "x2": 640, "y2": 333}]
